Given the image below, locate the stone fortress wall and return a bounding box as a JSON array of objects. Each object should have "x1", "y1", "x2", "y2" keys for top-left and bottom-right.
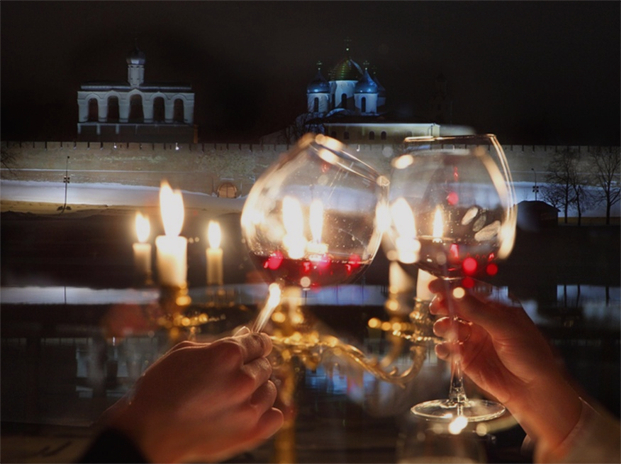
[{"x1": 1, "y1": 140, "x2": 617, "y2": 200}]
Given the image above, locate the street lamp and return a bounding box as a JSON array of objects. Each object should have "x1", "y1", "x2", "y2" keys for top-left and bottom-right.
[{"x1": 59, "y1": 156, "x2": 71, "y2": 213}]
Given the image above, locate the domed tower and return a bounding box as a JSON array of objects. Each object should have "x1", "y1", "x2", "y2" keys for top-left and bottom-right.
[
  {"x1": 371, "y1": 66, "x2": 386, "y2": 110},
  {"x1": 354, "y1": 63, "x2": 379, "y2": 114},
  {"x1": 126, "y1": 41, "x2": 146, "y2": 87},
  {"x1": 328, "y1": 41, "x2": 363, "y2": 110},
  {"x1": 306, "y1": 61, "x2": 330, "y2": 113}
]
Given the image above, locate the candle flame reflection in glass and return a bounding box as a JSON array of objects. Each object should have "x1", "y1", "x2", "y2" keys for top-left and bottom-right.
[
  {"x1": 282, "y1": 196, "x2": 307, "y2": 259},
  {"x1": 310, "y1": 200, "x2": 324, "y2": 243},
  {"x1": 135, "y1": 212, "x2": 150, "y2": 243},
  {"x1": 432, "y1": 207, "x2": 444, "y2": 242},
  {"x1": 391, "y1": 197, "x2": 419, "y2": 264},
  {"x1": 252, "y1": 282, "x2": 282, "y2": 333}
]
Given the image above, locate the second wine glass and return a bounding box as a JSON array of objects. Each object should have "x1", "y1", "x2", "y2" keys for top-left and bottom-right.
[{"x1": 384, "y1": 134, "x2": 517, "y2": 422}]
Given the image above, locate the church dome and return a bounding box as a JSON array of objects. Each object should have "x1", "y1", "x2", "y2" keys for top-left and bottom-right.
[
  {"x1": 126, "y1": 45, "x2": 146, "y2": 65},
  {"x1": 355, "y1": 69, "x2": 379, "y2": 94},
  {"x1": 329, "y1": 55, "x2": 363, "y2": 81},
  {"x1": 307, "y1": 69, "x2": 330, "y2": 94}
]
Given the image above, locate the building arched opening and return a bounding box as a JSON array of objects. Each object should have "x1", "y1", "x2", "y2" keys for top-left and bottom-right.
[
  {"x1": 313, "y1": 97, "x2": 319, "y2": 112},
  {"x1": 381, "y1": 131, "x2": 387, "y2": 141},
  {"x1": 173, "y1": 99, "x2": 184, "y2": 123},
  {"x1": 217, "y1": 182, "x2": 237, "y2": 198},
  {"x1": 88, "y1": 98, "x2": 98, "y2": 122},
  {"x1": 129, "y1": 94, "x2": 144, "y2": 122},
  {"x1": 153, "y1": 97, "x2": 165, "y2": 122},
  {"x1": 340, "y1": 93, "x2": 347, "y2": 109},
  {"x1": 344, "y1": 131, "x2": 350, "y2": 140},
  {"x1": 369, "y1": 131, "x2": 375, "y2": 141},
  {"x1": 107, "y1": 96, "x2": 119, "y2": 122},
  {"x1": 361, "y1": 97, "x2": 367, "y2": 113}
]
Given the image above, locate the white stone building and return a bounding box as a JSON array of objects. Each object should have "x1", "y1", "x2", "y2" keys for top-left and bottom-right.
[
  {"x1": 77, "y1": 44, "x2": 196, "y2": 143},
  {"x1": 264, "y1": 43, "x2": 473, "y2": 144}
]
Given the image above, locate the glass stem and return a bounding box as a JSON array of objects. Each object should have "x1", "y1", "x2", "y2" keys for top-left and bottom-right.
[
  {"x1": 443, "y1": 275, "x2": 468, "y2": 411},
  {"x1": 449, "y1": 347, "x2": 468, "y2": 410}
]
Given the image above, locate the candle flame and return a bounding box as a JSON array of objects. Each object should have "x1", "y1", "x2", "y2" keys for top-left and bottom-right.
[
  {"x1": 159, "y1": 181, "x2": 184, "y2": 237},
  {"x1": 310, "y1": 200, "x2": 324, "y2": 243},
  {"x1": 207, "y1": 221, "x2": 221, "y2": 249},
  {"x1": 135, "y1": 212, "x2": 150, "y2": 243},
  {"x1": 433, "y1": 207, "x2": 444, "y2": 240}
]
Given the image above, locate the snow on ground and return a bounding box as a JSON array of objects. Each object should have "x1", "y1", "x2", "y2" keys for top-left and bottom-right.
[{"x1": 0, "y1": 179, "x2": 245, "y2": 214}]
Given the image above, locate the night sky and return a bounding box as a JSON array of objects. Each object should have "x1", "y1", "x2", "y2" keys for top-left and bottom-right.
[{"x1": 2, "y1": 1, "x2": 619, "y2": 145}]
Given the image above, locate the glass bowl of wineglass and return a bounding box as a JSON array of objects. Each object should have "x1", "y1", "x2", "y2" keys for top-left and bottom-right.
[
  {"x1": 241, "y1": 133, "x2": 389, "y2": 330},
  {"x1": 383, "y1": 134, "x2": 517, "y2": 422}
]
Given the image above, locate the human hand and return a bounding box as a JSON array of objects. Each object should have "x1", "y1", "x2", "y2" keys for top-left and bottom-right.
[
  {"x1": 428, "y1": 279, "x2": 582, "y2": 453},
  {"x1": 108, "y1": 327, "x2": 284, "y2": 463}
]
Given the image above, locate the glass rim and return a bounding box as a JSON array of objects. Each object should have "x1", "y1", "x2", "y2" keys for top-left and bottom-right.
[
  {"x1": 403, "y1": 134, "x2": 498, "y2": 144},
  {"x1": 297, "y1": 133, "x2": 387, "y2": 185}
]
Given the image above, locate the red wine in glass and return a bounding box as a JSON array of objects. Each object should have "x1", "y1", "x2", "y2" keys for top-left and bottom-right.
[{"x1": 251, "y1": 252, "x2": 370, "y2": 288}]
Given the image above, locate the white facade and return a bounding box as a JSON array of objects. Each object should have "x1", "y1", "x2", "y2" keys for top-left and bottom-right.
[{"x1": 77, "y1": 44, "x2": 195, "y2": 142}]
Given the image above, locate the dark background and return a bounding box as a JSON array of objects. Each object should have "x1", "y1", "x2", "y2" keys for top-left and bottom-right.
[{"x1": 2, "y1": 1, "x2": 620, "y2": 145}]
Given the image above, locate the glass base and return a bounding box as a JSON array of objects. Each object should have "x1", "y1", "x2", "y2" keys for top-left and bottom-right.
[{"x1": 411, "y1": 398, "x2": 506, "y2": 422}]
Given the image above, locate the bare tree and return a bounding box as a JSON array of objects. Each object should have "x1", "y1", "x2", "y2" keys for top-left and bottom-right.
[
  {"x1": 588, "y1": 146, "x2": 620, "y2": 225},
  {"x1": 542, "y1": 147, "x2": 593, "y2": 225},
  {"x1": 1, "y1": 145, "x2": 18, "y2": 176},
  {"x1": 280, "y1": 112, "x2": 327, "y2": 144}
]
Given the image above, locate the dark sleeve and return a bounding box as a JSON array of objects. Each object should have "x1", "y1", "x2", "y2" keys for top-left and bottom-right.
[{"x1": 78, "y1": 428, "x2": 148, "y2": 463}]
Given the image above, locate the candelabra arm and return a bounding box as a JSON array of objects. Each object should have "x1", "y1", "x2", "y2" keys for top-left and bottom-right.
[{"x1": 270, "y1": 332, "x2": 427, "y2": 388}]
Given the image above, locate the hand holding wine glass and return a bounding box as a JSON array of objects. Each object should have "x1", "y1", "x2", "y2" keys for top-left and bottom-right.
[
  {"x1": 428, "y1": 279, "x2": 589, "y2": 459},
  {"x1": 384, "y1": 134, "x2": 517, "y2": 422}
]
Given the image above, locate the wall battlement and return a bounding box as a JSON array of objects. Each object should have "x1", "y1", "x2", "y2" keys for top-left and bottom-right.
[{"x1": 2, "y1": 140, "x2": 619, "y2": 199}]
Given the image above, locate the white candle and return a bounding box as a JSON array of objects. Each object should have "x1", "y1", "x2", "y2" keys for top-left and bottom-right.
[
  {"x1": 133, "y1": 212, "x2": 152, "y2": 277},
  {"x1": 206, "y1": 220, "x2": 224, "y2": 286},
  {"x1": 416, "y1": 268, "x2": 436, "y2": 301},
  {"x1": 389, "y1": 261, "x2": 415, "y2": 294},
  {"x1": 156, "y1": 181, "x2": 187, "y2": 287}
]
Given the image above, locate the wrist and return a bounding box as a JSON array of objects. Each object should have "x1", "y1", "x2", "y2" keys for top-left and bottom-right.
[{"x1": 505, "y1": 376, "x2": 582, "y2": 452}]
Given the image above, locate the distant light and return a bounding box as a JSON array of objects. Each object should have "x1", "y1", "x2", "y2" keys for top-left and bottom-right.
[
  {"x1": 463, "y1": 257, "x2": 477, "y2": 275},
  {"x1": 452, "y1": 287, "x2": 466, "y2": 299},
  {"x1": 447, "y1": 191, "x2": 459, "y2": 205},
  {"x1": 448, "y1": 415, "x2": 468, "y2": 434},
  {"x1": 486, "y1": 263, "x2": 499, "y2": 275}
]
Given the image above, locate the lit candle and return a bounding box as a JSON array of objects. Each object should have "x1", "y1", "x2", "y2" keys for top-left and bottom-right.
[
  {"x1": 416, "y1": 268, "x2": 436, "y2": 300},
  {"x1": 206, "y1": 220, "x2": 224, "y2": 286},
  {"x1": 133, "y1": 212, "x2": 152, "y2": 279},
  {"x1": 155, "y1": 181, "x2": 187, "y2": 288}
]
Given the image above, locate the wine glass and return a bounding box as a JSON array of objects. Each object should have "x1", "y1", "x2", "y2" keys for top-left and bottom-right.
[
  {"x1": 397, "y1": 417, "x2": 487, "y2": 463},
  {"x1": 241, "y1": 133, "x2": 389, "y2": 331},
  {"x1": 384, "y1": 134, "x2": 517, "y2": 422}
]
